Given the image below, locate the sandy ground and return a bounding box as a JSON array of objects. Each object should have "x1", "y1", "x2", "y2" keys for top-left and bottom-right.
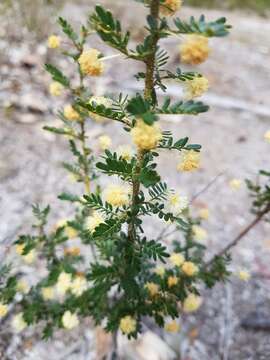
[{"x1": 1, "y1": 1, "x2": 270, "y2": 359}]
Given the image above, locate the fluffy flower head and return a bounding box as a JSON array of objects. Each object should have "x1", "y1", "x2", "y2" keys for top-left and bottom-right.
[
  {"x1": 62, "y1": 311, "x2": 79, "y2": 330},
  {"x1": 264, "y1": 130, "x2": 270, "y2": 143},
  {"x1": 131, "y1": 119, "x2": 162, "y2": 151},
  {"x1": 78, "y1": 49, "x2": 104, "y2": 76},
  {"x1": 64, "y1": 105, "x2": 80, "y2": 121},
  {"x1": 145, "y1": 282, "x2": 159, "y2": 297},
  {"x1": 182, "y1": 261, "x2": 198, "y2": 276},
  {"x1": 42, "y1": 287, "x2": 55, "y2": 301},
  {"x1": 16, "y1": 244, "x2": 36, "y2": 264},
  {"x1": 165, "y1": 320, "x2": 181, "y2": 333},
  {"x1": 199, "y1": 207, "x2": 209, "y2": 220},
  {"x1": 168, "y1": 192, "x2": 188, "y2": 214},
  {"x1": 0, "y1": 303, "x2": 8, "y2": 318},
  {"x1": 185, "y1": 76, "x2": 209, "y2": 99},
  {"x1": 167, "y1": 276, "x2": 178, "y2": 288},
  {"x1": 192, "y1": 225, "x2": 207, "y2": 243},
  {"x1": 17, "y1": 279, "x2": 30, "y2": 294},
  {"x1": 177, "y1": 150, "x2": 200, "y2": 172},
  {"x1": 49, "y1": 82, "x2": 63, "y2": 96},
  {"x1": 119, "y1": 315, "x2": 137, "y2": 334},
  {"x1": 56, "y1": 272, "x2": 72, "y2": 296},
  {"x1": 180, "y1": 35, "x2": 210, "y2": 65},
  {"x1": 117, "y1": 145, "x2": 134, "y2": 161},
  {"x1": 229, "y1": 178, "x2": 242, "y2": 190},
  {"x1": 70, "y1": 276, "x2": 88, "y2": 297},
  {"x1": 48, "y1": 35, "x2": 60, "y2": 49},
  {"x1": 237, "y1": 269, "x2": 250, "y2": 282},
  {"x1": 104, "y1": 184, "x2": 130, "y2": 207},
  {"x1": 169, "y1": 252, "x2": 185, "y2": 267},
  {"x1": 12, "y1": 313, "x2": 27, "y2": 333},
  {"x1": 183, "y1": 293, "x2": 202, "y2": 313},
  {"x1": 86, "y1": 211, "x2": 105, "y2": 234},
  {"x1": 98, "y1": 135, "x2": 112, "y2": 150},
  {"x1": 160, "y1": 0, "x2": 182, "y2": 16}
]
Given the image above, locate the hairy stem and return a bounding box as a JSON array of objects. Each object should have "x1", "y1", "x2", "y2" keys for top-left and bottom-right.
[{"x1": 128, "y1": 0, "x2": 160, "y2": 242}]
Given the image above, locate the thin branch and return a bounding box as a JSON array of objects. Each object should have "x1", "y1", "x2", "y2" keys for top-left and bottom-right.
[
  {"x1": 191, "y1": 171, "x2": 226, "y2": 202},
  {"x1": 206, "y1": 204, "x2": 270, "y2": 266}
]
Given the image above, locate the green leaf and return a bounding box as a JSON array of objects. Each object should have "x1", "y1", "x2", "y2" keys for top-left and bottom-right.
[
  {"x1": 174, "y1": 15, "x2": 231, "y2": 37},
  {"x1": 58, "y1": 193, "x2": 81, "y2": 203},
  {"x1": 58, "y1": 17, "x2": 78, "y2": 43},
  {"x1": 44, "y1": 64, "x2": 70, "y2": 87},
  {"x1": 96, "y1": 151, "x2": 134, "y2": 180},
  {"x1": 158, "y1": 98, "x2": 209, "y2": 115},
  {"x1": 139, "y1": 167, "x2": 160, "y2": 187},
  {"x1": 126, "y1": 94, "x2": 151, "y2": 116}
]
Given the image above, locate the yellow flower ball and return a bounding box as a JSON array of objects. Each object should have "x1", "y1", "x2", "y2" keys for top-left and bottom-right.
[
  {"x1": 64, "y1": 105, "x2": 80, "y2": 121},
  {"x1": 264, "y1": 130, "x2": 270, "y2": 143},
  {"x1": 154, "y1": 265, "x2": 165, "y2": 277},
  {"x1": 160, "y1": 0, "x2": 182, "y2": 16},
  {"x1": 168, "y1": 192, "x2": 189, "y2": 215},
  {"x1": 183, "y1": 293, "x2": 202, "y2": 313},
  {"x1": 56, "y1": 219, "x2": 77, "y2": 239},
  {"x1": 47, "y1": 35, "x2": 61, "y2": 49},
  {"x1": 130, "y1": 119, "x2": 162, "y2": 151},
  {"x1": 182, "y1": 261, "x2": 198, "y2": 277},
  {"x1": 70, "y1": 276, "x2": 88, "y2": 297},
  {"x1": 180, "y1": 35, "x2": 210, "y2": 65},
  {"x1": 184, "y1": 76, "x2": 209, "y2": 99},
  {"x1": 49, "y1": 82, "x2": 63, "y2": 96},
  {"x1": 167, "y1": 276, "x2": 178, "y2": 288},
  {"x1": 145, "y1": 282, "x2": 159, "y2": 297},
  {"x1": 12, "y1": 313, "x2": 27, "y2": 333},
  {"x1": 164, "y1": 320, "x2": 181, "y2": 333},
  {"x1": 86, "y1": 211, "x2": 105, "y2": 234},
  {"x1": 192, "y1": 225, "x2": 207, "y2": 243},
  {"x1": 104, "y1": 184, "x2": 130, "y2": 207},
  {"x1": 169, "y1": 252, "x2": 185, "y2": 267},
  {"x1": 41, "y1": 287, "x2": 55, "y2": 301},
  {"x1": 98, "y1": 135, "x2": 112, "y2": 150},
  {"x1": 229, "y1": 179, "x2": 242, "y2": 190},
  {"x1": 78, "y1": 49, "x2": 104, "y2": 76},
  {"x1": 56, "y1": 272, "x2": 72, "y2": 296},
  {"x1": 237, "y1": 269, "x2": 251, "y2": 282},
  {"x1": 198, "y1": 207, "x2": 209, "y2": 220},
  {"x1": 17, "y1": 279, "x2": 30, "y2": 294},
  {"x1": 89, "y1": 96, "x2": 113, "y2": 122},
  {"x1": 62, "y1": 311, "x2": 79, "y2": 330},
  {"x1": 16, "y1": 244, "x2": 36, "y2": 264},
  {"x1": 0, "y1": 303, "x2": 8, "y2": 318},
  {"x1": 119, "y1": 315, "x2": 137, "y2": 335},
  {"x1": 116, "y1": 145, "x2": 134, "y2": 161},
  {"x1": 64, "y1": 247, "x2": 81, "y2": 257},
  {"x1": 177, "y1": 150, "x2": 200, "y2": 172}
]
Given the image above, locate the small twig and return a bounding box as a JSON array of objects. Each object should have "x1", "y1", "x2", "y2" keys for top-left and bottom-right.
[
  {"x1": 206, "y1": 204, "x2": 270, "y2": 266},
  {"x1": 191, "y1": 171, "x2": 226, "y2": 203}
]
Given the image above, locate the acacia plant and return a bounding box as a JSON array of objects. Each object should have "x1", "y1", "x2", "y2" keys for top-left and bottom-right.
[{"x1": 3, "y1": 0, "x2": 270, "y2": 349}]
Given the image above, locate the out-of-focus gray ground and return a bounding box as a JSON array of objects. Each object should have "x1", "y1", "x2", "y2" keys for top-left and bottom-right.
[{"x1": 0, "y1": 1, "x2": 270, "y2": 359}]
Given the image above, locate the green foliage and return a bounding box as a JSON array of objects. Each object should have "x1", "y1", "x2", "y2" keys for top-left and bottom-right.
[
  {"x1": 173, "y1": 15, "x2": 232, "y2": 37},
  {"x1": 44, "y1": 64, "x2": 70, "y2": 87}
]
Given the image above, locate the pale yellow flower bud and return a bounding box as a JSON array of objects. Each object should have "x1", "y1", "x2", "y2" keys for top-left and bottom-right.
[
  {"x1": 62, "y1": 311, "x2": 79, "y2": 330},
  {"x1": 167, "y1": 276, "x2": 178, "y2": 288},
  {"x1": 41, "y1": 287, "x2": 55, "y2": 301},
  {"x1": 154, "y1": 266, "x2": 165, "y2": 277},
  {"x1": 177, "y1": 150, "x2": 200, "y2": 172},
  {"x1": 49, "y1": 82, "x2": 63, "y2": 96},
  {"x1": 184, "y1": 76, "x2": 209, "y2": 100},
  {"x1": 86, "y1": 211, "x2": 105, "y2": 234},
  {"x1": 104, "y1": 184, "x2": 130, "y2": 207},
  {"x1": 145, "y1": 282, "x2": 159, "y2": 297},
  {"x1": 70, "y1": 276, "x2": 88, "y2": 297},
  {"x1": 119, "y1": 315, "x2": 137, "y2": 334},
  {"x1": 47, "y1": 35, "x2": 61, "y2": 49},
  {"x1": 78, "y1": 49, "x2": 104, "y2": 76},
  {"x1": 12, "y1": 313, "x2": 27, "y2": 333},
  {"x1": 183, "y1": 293, "x2": 202, "y2": 313},
  {"x1": 237, "y1": 269, "x2": 250, "y2": 282},
  {"x1": 182, "y1": 261, "x2": 198, "y2": 277},
  {"x1": 192, "y1": 225, "x2": 207, "y2": 243},
  {"x1": 98, "y1": 135, "x2": 112, "y2": 150},
  {"x1": 164, "y1": 320, "x2": 181, "y2": 333},
  {"x1": 17, "y1": 279, "x2": 30, "y2": 294},
  {"x1": 160, "y1": 0, "x2": 182, "y2": 16},
  {"x1": 0, "y1": 303, "x2": 8, "y2": 318},
  {"x1": 198, "y1": 207, "x2": 209, "y2": 220},
  {"x1": 229, "y1": 178, "x2": 242, "y2": 190},
  {"x1": 131, "y1": 119, "x2": 162, "y2": 151},
  {"x1": 180, "y1": 35, "x2": 210, "y2": 65},
  {"x1": 63, "y1": 105, "x2": 80, "y2": 121},
  {"x1": 169, "y1": 253, "x2": 185, "y2": 267}
]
